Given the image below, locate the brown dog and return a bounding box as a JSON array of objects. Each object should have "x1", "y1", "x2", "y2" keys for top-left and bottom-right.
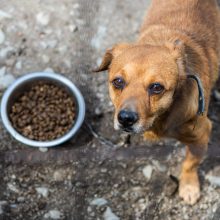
[{"x1": 95, "y1": 0, "x2": 220, "y2": 205}]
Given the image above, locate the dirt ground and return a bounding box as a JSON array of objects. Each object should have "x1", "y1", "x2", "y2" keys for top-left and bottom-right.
[{"x1": 0, "y1": 0, "x2": 220, "y2": 220}]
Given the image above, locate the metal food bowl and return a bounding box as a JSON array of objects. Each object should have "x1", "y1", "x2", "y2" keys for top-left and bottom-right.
[{"x1": 0, "y1": 72, "x2": 85, "y2": 148}]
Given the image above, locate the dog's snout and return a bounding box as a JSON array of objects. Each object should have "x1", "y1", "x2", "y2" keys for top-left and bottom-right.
[{"x1": 118, "y1": 110, "x2": 139, "y2": 127}]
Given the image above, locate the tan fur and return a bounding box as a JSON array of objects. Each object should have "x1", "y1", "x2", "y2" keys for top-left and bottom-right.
[{"x1": 95, "y1": 0, "x2": 220, "y2": 205}]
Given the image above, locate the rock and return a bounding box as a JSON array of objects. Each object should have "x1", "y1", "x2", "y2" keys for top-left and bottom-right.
[
  {"x1": 43, "y1": 67, "x2": 54, "y2": 73},
  {"x1": 36, "y1": 12, "x2": 50, "y2": 26},
  {"x1": 103, "y1": 207, "x2": 120, "y2": 220},
  {"x1": 0, "y1": 73, "x2": 15, "y2": 90},
  {"x1": 0, "y1": 67, "x2": 6, "y2": 77},
  {"x1": 0, "y1": 29, "x2": 5, "y2": 44},
  {"x1": 53, "y1": 169, "x2": 68, "y2": 181},
  {"x1": 36, "y1": 187, "x2": 49, "y2": 197},
  {"x1": 90, "y1": 198, "x2": 108, "y2": 206},
  {"x1": 39, "y1": 147, "x2": 48, "y2": 153},
  {"x1": 15, "y1": 61, "x2": 22, "y2": 70},
  {"x1": 152, "y1": 160, "x2": 167, "y2": 172},
  {"x1": 101, "y1": 168, "x2": 107, "y2": 173},
  {"x1": 7, "y1": 183, "x2": 19, "y2": 193},
  {"x1": 206, "y1": 175, "x2": 220, "y2": 187},
  {"x1": 69, "y1": 24, "x2": 78, "y2": 32},
  {"x1": 91, "y1": 25, "x2": 107, "y2": 49},
  {"x1": 142, "y1": 165, "x2": 153, "y2": 180},
  {"x1": 42, "y1": 55, "x2": 50, "y2": 63},
  {"x1": 44, "y1": 210, "x2": 62, "y2": 219},
  {"x1": 0, "y1": 10, "x2": 12, "y2": 19},
  {"x1": 213, "y1": 90, "x2": 220, "y2": 102},
  {"x1": 0, "y1": 46, "x2": 14, "y2": 59},
  {"x1": 17, "y1": 197, "x2": 25, "y2": 203},
  {"x1": 0, "y1": 201, "x2": 8, "y2": 215}
]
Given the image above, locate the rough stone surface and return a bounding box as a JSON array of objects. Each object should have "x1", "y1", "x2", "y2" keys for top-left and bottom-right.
[{"x1": 0, "y1": 0, "x2": 220, "y2": 220}]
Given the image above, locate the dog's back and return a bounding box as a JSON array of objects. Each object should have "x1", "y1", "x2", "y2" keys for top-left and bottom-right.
[{"x1": 139, "y1": 0, "x2": 220, "y2": 85}]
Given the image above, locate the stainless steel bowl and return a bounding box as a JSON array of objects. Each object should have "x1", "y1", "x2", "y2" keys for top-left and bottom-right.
[{"x1": 0, "y1": 72, "x2": 85, "y2": 147}]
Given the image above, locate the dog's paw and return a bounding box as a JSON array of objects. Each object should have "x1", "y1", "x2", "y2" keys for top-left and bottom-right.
[{"x1": 179, "y1": 181, "x2": 200, "y2": 205}]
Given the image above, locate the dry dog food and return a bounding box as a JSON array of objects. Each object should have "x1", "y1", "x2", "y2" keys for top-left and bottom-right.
[{"x1": 9, "y1": 82, "x2": 76, "y2": 141}]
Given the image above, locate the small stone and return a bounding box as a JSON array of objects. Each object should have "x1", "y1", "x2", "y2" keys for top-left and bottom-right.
[
  {"x1": 0, "y1": 67, "x2": 6, "y2": 77},
  {"x1": 36, "y1": 12, "x2": 50, "y2": 26},
  {"x1": 206, "y1": 175, "x2": 220, "y2": 187},
  {"x1": 0, "y1": 29, "x2": 5, "y2": 44},
  {"x1": 87, "y1": 206, "x2": 92, "y2": 213},
  {"x1": 15, "y1": 61, "x2": 22, "y2": 70},
  {"x1": 39, "y1": 147, "x2": 48, "y2": 153},
  {"x1": 0, "y1": 46, "x2": 14, "y2": 59},
  {"x1": 36, "y1": 187, "x2": 49, "y2": 197},
  {"x1": 91, "y1": 25, "x2": 107, "y2": 49},
  {"x1": 53, "y1": 169, "x2": 68, "y2": 181},
  {"x1": 72, "y1": 3, "x2": 80, "y2": 9},
  {"x1": 17, "y1": 197, "x2": 25, "y2": 202},
  {"x1": 103, "y1": 207, "x2": 120, "y2": 220},
  {"x1": 101, "y1": 168, "x2": 107, "y2": 173},
  {"x1": 45, "y1": 210, "x2": 62, "y2": 219},
  {"x1": 69, "y1": 24, "x2": 78, "y2": 32},
  {"x1": 42, "y1": 55, "x2": 50, "y2": 63},
  {"x1": 95, "y1": 107, "x2": 102, "y2": 116},
  {"x1": 0, "y1": 73, "x2": 15, "y2": 90},
  {"x1": 11, "y1": 174, "x2": 16, "y2": 179},
  {"x1": 152, "y1": 160, "x2": 167, "y2": 172},
  {"x1": 142, "y1": 165, "x2": 153, "y2": 180},
  {"x1": 0, "y1": 10, "x2": 12, "y2": 19},
  {"x1": 43, "y1": 67, "x2": 54, "y2": 73},
  {"x1": 7, "y1": 183, "x2": 19, "y2": 193},
  {"x1": 0, "y1": 201, "x2": 8, "y2": 215},
  {"x1": 213, "y1": 90, "x2": 220, "y2": 102},
  {"x1": 90, "y1": 198, "x2": 108, "y2": 207}
]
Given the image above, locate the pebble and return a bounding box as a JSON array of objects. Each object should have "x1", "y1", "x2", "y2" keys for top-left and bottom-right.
[
  {"x1": 0, "y1": 73, "x2": 15, "y2": 90},
  {"x1": 7, "y1": 183, "x2": 19, "y2": 193},
  {"x1": 90, "y1": 198, "x2": 108, "y2": 206},
  {"x1": 42, "y1": 55, "x2": 50, "y2": 63},
  {"x1": 213, "y1": 90, "x2": 220, "y2": 101},
  {"x1": 0, "y1": 29, "x2": 5, "y2": 44},
  {"x1": 17, "y1": 197, "x2": 25, "y2": 203},
  {"x1": 0, "y1": 46, "x2": 14, "y2": 59},
  {"x1": 69, "y1": 24, "x2": 78, "y2": 32},
  {"x1": 53, "y1": 169, "x2": 67, "y2": 181},
  {"x1": 103, "y1": 207, "x2": 120, "y2": 220},
  {"x1": 206, "y1": 175, "x2": 220, "y2": 187},
  {"x1": 44, "y1": 210, "x2": 62, "y2": 219},
  {"x1": 36, "y1": 187, "x2": 49, "y2": 197},
  {"x1": 15, "y1": 61, "x2": 22, "y2": 70},
  {"x1": 0, "y1": 10, "x2": 12, "y2": 19},
  {"x1": 39, "y1": 147, "x2": 48, "y2": 153},
  {"x1": 142, "y1": 165, "x2": 153, "y2": 180},
  {"x1": 0, "y1": 67, "x2": 6, "y2": 77},
  {"x1": 91, "y1": 25, "x2": 107, "y2": 49},
  {"x1": 43, "y1": 67, "x2": 54, "y2": 73},
  {"x1": 36, "y1": 12, "x2": 50, "y2": 26},
  {"x1": 152, "y1": 160, "x2": 167, "y2": 172},
  {"x1": 0, "y1": 201, "x2": 7, "y2": 215}
]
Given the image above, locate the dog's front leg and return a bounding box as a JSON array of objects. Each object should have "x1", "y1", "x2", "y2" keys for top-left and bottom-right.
[{"x1": 178, "y1": 117, "x2": 212, "y2": 205}]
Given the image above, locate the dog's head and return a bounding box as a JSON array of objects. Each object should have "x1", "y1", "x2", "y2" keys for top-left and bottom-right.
[{"x1": 95, "y1": 41, "x2": 186, "y2": 133}]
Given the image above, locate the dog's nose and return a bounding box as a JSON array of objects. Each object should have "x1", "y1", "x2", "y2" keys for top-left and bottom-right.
[{"x1": 118, "y1": 110, "x2": 139, "y2": 127}]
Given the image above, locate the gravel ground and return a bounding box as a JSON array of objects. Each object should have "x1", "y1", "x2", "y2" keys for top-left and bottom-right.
[{"x1": 0, "y1": 0, "x2": 220, "y2": 219}]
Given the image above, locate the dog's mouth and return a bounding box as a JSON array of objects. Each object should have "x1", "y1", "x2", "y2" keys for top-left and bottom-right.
[{"x1": 121, "y1": 126, "x2": 134, "y2": 133}]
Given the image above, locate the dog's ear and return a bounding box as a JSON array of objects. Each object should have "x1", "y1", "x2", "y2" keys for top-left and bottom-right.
[
  {"x1": 165, "y1": 39, "x2": 185, "y2": 59},
  {"x1": 93, "y1": 43, "x2": 131, "y2": 72}
]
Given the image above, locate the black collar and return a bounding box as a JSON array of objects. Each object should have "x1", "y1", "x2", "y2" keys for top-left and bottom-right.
[{"x1": 187, "y1": 75, "x2": 205, "y2": 115}]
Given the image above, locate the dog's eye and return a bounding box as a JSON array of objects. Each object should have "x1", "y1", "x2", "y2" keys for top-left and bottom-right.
[
  {"x1": 112, "y1": 78, "x2": 125, "y2": 89},
  {"x1": 148, "y1": 83, "x2": 164, "y2": 95}
]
